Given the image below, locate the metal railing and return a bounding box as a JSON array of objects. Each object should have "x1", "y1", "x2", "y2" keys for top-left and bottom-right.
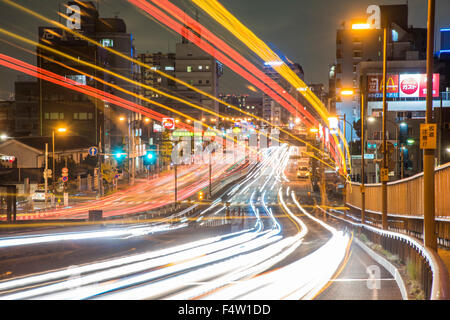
[
  {"x1": 346, "y1": 162, "x2": 450, "y2": 218},
  {"x1": 346, "y1": 162, "x2": 450, "y2": 245},
  {"x1": 317, "y1": 206, "x2": 450, "y2": 300}
]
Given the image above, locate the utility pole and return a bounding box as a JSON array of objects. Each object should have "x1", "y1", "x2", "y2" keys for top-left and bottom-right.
[
  {"x1": 209, "y1": 151, "x2": 212, "y2": 198},
  {"x1": 423, "y1": 0, "x2": 437, "y2": 251},
  {"x1": 44, "y1": 143, "x2": 48, "y2": 208},
  {"x1": 360, "y1": 91, "x2": 365, "y2": 225},
  {"x1": 381, "y1": 27, "x2": 389, "y2": 230},
  {"x1": 174, "y1": 163, "x2": 178, "y2": 206}
]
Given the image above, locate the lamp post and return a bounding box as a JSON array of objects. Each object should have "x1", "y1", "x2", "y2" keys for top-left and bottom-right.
[
  {"x1": 52, "y1": 127, "x2": 67, "y2": 197},
  {"x1": 119, "y1": 115, "x2": 137, "y2": 185}
]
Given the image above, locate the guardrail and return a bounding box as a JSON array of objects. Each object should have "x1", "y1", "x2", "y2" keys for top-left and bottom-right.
[
  {"x1": 346, "y1": 162, "x2": 450, "y2": 246},
  {"x1": 346, "y1": 162, "x2": 450, "y2": 218},
  {"x1": 317, "y1": 206, "x2": 450, "y2": 300}
]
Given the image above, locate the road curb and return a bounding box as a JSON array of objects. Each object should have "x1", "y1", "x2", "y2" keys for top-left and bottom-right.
[{"x1": 354, "y1": 237, "x2": 409, "y2": 300}]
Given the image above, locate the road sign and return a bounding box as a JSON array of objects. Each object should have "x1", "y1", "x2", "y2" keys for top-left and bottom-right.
[
  {"x1": 380, "y1": 168, "x2": 389, "y2": 182},
  {"x1": 162, "y1": 118, "x2": 175, "y2": 130},
  {"x1": 62, "y1": 176, "x2": 68, "y2": 182},
  {"x1": 62, "y1": 167, "x2": 68, "y2": 173},
  {"x1": 88, "y1": 146, "x2": 98, "y2": 156},
  {"x1": 44, "y1": 169, "x2": 52, "y2": 178},
  {"x1": 420, "y1": 124, "x2": 437, "y2": 149}
]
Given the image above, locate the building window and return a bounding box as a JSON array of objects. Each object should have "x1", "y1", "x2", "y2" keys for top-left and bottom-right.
[
  {"x1": 65, "y1": 75, "x2": 86, "y2": 85},
  {"x1": 199, "y1": 80, "x2": 203, "y2": 84},
  {"x1": 187, "y1": 66, "x2": 192, "y2": 72},
  {"x1": 206, "y1": 80, "x2": 210, "y2": 84},
  {"x1": 100, "y1": 39, "x2": 114, "y2": 47},
  {"x1": 353, "y1": 50, "x2": 363, "y2": 58},
  {"x1": 73, "y1": 112, "x2": 93, "y2": 120},
  {"x1": 205, "y1": 65, "x2": 210, "y2": 70},
  {"x1": 46, "y1": 112, "x2": 64, "y2": 120},
  {"x1": 392, "y1": 30, "x2": 399, "y2": 42}
]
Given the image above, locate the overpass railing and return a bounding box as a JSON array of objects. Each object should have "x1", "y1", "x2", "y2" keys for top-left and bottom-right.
[{"x1": 346, "y1": 162, "x2": 450, "y2": 246}]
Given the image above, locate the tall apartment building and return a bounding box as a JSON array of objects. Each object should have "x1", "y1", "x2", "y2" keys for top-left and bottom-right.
[
  {"x1": 174, "y1": 40, "x2": 223, "y2": 121},
  {"x1": 332, "y1": 4, "x2": 427, "y2": 142},
  {"x1": 14, "y1": 75, "x2": 38, "y2": 137},
  {"x1": 37, "y1": 1, "x2": 143, "y2": 162},
  {"x1": 262, "y1": 61, "x2": 304, "y2": 128},
  {"x1": 218, "y1": 94, "x2": 262, "y2": 123}
]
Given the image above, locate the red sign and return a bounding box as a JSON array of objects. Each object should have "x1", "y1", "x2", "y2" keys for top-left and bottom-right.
[
  {"x1": 162, "y1": 118, "x2": 175, "y2": 130},
  {"x1": 385, "y1": 74, "x2": 399, "y2": 94},
  {"x1": 367, "y1": 74, "x2": 399, "y2": 98},
  {"x1": 401, "y1": 77, "x2": 419, "y2": 95},
  {"x1": 419, "y1": 73, "x2": 440, "y2": 98},
  {"x1": 399, "y1": 74, "x2": 440, "y2": 98}
]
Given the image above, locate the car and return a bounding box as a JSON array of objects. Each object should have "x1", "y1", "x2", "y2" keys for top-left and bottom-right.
[
  {"x1": 31, "y1": 189, "x2": 52, "y2": 202},
  {"x1": 297, "y1": 166, "x2": 310, "y2": 179}
]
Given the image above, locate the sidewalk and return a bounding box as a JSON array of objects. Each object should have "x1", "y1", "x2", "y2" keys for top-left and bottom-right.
[{"x1": 438, "y1": 249, "x2": 450, "y2": 274}]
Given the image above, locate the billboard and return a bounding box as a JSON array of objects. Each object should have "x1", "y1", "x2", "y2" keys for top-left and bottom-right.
[
  {"x1": 399, "y1": 74, "x2": 439, "y2": 98},
  {"x1": 367, "y1": 73, "x2": 440, "y2": 99},
  {"x1": 367, "y1": 74, "x2": 399, "y2": 98}
]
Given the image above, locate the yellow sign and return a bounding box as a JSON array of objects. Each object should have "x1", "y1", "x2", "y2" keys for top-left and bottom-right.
[
  {"x1": 380, "y1": 168, "x2": 389, "y2": 182},
  {"x1": 420, "y1": 124, "x2": 437, "y2": 149}
]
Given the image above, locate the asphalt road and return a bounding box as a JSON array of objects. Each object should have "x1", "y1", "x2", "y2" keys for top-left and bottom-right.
[{"x1": 0, "y1": 146, "x2": 403, "y2": 300}]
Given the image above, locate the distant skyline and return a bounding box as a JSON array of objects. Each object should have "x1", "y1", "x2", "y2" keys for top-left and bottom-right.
[{"x1": 1, "y1": 0, "x2": 450, "y2": 100}]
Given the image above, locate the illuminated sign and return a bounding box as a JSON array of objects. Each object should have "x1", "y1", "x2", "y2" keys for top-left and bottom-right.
[
  {"x1": 367, "y1": 74, "x2": 399, "y2": 98},
  {"x1": 264, "y1": 61, "x2": 284, "y2": 67},
  {"x1": 66, "y1": 5, "x2": 81, "y2": 30},
  {"x1": 0, "y1": 155, "x2": 15, "y2": 162},
  {"x1": 367, "y1": 73, "x2": 439, "y2": 99},
  {"x1": 172, "y1": 131, "x2": 217, "y2": 137},
  {"x1": 366, "y1": 5, "x2": 381, "y2": 29},
  {"x1": 162, "y1": 118, "x2": 175, "y2": 130},
  {"x1": 153, "y1": 123, "x2": 162, "y2": 132},
  {"x1": 399, "y1": 74, "x2": 440, "y2": 98}
]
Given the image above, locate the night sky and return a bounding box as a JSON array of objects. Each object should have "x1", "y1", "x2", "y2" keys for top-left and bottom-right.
[{"x1": 0, "y1": 0, "x2": 450, "y2": 100}]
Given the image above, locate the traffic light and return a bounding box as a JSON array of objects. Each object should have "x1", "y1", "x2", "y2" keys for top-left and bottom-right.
[
  {"x1": 198, "y1": 191, "x2": 204, "y2": 201},
  {"x1": 113, "y1": 147, "x2": 126, "y2": 164},
  {"x1": 144, "y1": 150, "x2": 157, "y2": 166}
]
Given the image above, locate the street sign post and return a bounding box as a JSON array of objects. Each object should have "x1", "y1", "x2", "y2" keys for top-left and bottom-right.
[
  {"x1": 420, "y1": 123, "x2": 437, "y2": 149},
  {"x1": 88, "y1": 146, "x2": 98, "y2": 157}
]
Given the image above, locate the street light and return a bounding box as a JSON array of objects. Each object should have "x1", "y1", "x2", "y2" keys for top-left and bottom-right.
[
  {"x1": 51, "y1": 126, "x2": 67, "y2": 204},
  {"x1": 340, "y1": 89, "x2": 355, "y2": 96}
]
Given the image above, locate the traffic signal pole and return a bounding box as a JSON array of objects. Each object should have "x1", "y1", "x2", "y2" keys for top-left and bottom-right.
[{"x1": 424, "y1": 0, "x2": 437, "y2": 251}]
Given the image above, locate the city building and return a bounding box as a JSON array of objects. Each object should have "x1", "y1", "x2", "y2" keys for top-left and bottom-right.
[
  {"x1": 331, "y1": 4, "x2": 427, "y2": 143},
  {"x1": 0, "y1": 100, "x2": 14, "y2": 137},
  {"x1": 218, "y1": 94, "x2": 262, "y2": 128},
  {"x1": 173, "y1": 38, "x2": 223, "y2": 121},
  {"x1": 262, "y1": 61, "x2": 304, "y2": 128},
  {"x1": 36, "y1": 1, "x2": 145, "y2": 174},
  {"x1": 14, "y1": 75, "x2": 38, "y2": 137}
]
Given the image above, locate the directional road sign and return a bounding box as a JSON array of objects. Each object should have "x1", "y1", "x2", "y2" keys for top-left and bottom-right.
[{"x1": 88, "y1": 146, "x2": 99, "y2": 156}]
